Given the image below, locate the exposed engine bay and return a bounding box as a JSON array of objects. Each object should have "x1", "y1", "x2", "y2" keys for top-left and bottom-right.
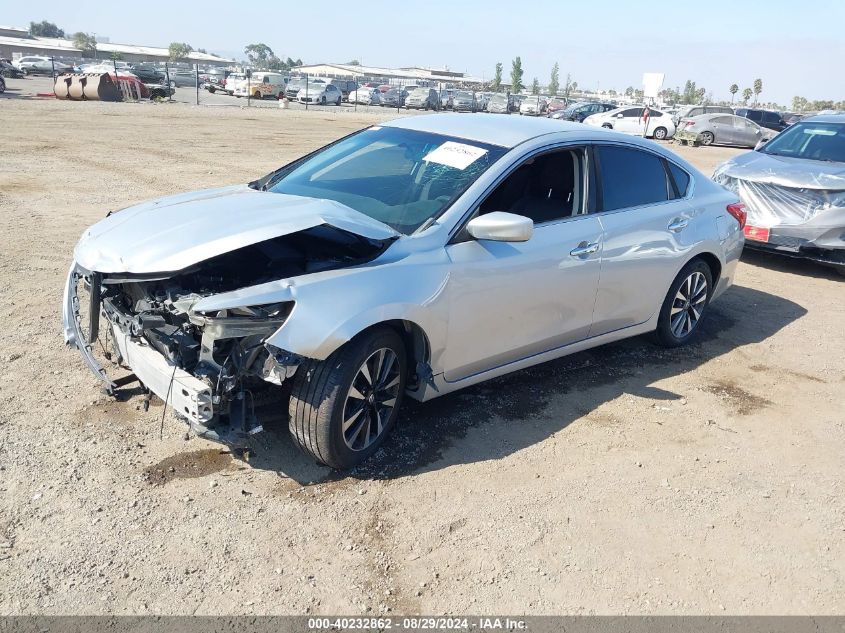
[{"x1": 68, "y1": 225, "x2": 393, "y2": 440}]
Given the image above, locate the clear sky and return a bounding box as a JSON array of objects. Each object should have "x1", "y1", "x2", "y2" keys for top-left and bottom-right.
[{"x1": 7, "y1": 0, "x2": 845, "y2": 104}]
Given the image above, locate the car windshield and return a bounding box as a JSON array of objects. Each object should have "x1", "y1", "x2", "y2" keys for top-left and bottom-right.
[
  {"x1": 760, "y1": 121, "x2": 845, "y2": 162},
  {"x1": 264, "y1": 126, "x2": 508, "y2": 234},
  {"x1": 456, "y1": 91, "x2": 472, "y2": 99}
]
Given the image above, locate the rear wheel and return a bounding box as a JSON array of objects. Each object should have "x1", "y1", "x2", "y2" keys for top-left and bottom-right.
[
  {"x1": 653, "y1": 259, "x2": 713, "y2": 347},
  {"x1": 288, "y1": 328, "x2": 407, "y2": 469},
  {"x1": 253, "y1": 90, "x2": 262, "y2": 99},
  {"x1": 700, "y1": 131, "x2": 715, "y2": 145},
  {"x1": 653, "y1": 126, "x2": 668, "y2": 140}
]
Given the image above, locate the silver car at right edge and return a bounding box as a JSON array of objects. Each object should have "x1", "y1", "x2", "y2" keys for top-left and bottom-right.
[{"x1": 713, "y1": 113, "x2": 845, "y2": 276}]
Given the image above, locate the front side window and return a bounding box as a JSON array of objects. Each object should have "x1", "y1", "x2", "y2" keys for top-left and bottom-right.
[
  {"x1": 596, "y1": 145, "x2": 670, "y2": 211},
  {"x1": 262, "y1": 127, "x2": 508, "y2": 234},
  {"x1": 476, "y1": 148, "x2": 587, "y2": 224}
]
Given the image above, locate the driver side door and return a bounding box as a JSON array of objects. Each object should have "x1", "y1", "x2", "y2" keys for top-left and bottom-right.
[{"x1": 441, "y1": 146, "x2": 603, "y2": 382}]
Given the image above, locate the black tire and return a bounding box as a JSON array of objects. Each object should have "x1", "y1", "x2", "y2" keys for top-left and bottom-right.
[
  {"x1": 336, "y1": 97, "x2": 341, "y2": 106},
  {"x1": 700, "y1": 131, "x2": 715, "y2": 146},
  {"x1": 653, "y1": 126, "x2": 668, "y2": 140},
  {"x1": 653, "y1": 259, "x2": 714, "y2": 348},
  {"x1": 320, "y1": 96, "x2": 326, "y2": 105},
  {"x1": 288, "y1": 328, "x2": 407, "y2": 469},
  {"x1": 601, "y1": 123, "x2": 613, "y2": 129},
  {"x1": 208, "y1": 86, "x2": 215, "y2": 94}
]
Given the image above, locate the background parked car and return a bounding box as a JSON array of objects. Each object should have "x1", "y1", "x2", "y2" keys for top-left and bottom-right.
[
  {"x1": 713, "y1": 114, "x2": 845, "y2": 276},
  {"x1": 0, "y1": 59, "x2": 25, "y2": 78},
  {"x1": 284, "y1": 77, "x2": 326, "y2": 100},
  {"x1": 735, "y1": 108, "x2": 788, "y2": 132},
  {"x1": 349, "y1": 87, "x2": 381, "y2": 105},
  {"x1": 545, "y1": 98, "x2": 568, "y2": 114},
  {"x1": 405, "y1": 87, "x2": 439, "y2": 110},
  {"x1": 452, "y1": 90, "x2": 478, "y2": 112},
  {"x1": 487, "y1": 93, "x2": 513, "y2": 114},
  {"x1": 13, "y1": 56, "x2": 73, "y2": 75},
  {"x1": 675, "y1": 113, "x2": 776, "y2": 148},
  {"x1": 551, "y1": 101, "x2": 616, "y2": 122},
  {"x1": 519, "y1": 96, "x2": 547, "y2": 116},
  {"x1": 380, "y1": 87, "x2": 409, "y2": 107},
  {"x1": 672, "y1": 104, "x2": 733, "y2": 128},
  {"x1": 298, "y1": 82, "x2": 342, "y2": 105},
  {"x1": 584, "y1": 106, "x2": 676, "y2": 140},
  {"x1": 129, "y1": 64, "x2": 165, "y2": 84},
  {"x1": 234, "y1": 72, "x2": 288, "y2": 99}
]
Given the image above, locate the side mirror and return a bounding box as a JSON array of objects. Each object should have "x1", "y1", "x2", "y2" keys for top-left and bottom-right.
[
  {"x1": 616, "y1": 113, "x2": 624, "y2": 118},
  {"x1": 466, "y1": 212, "x2": 533, "y2": 242}
]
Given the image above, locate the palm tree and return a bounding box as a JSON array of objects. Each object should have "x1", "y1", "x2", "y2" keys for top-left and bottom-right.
[
  {"x1": 742, "y1": 88, "x2": 752, "y2": 104},
  {"x1": 752, "y1": 78, "x2": 763, "y2": 106},
  {"x1": 729, "y1": 84, "x2": 738, "y2": 104}
]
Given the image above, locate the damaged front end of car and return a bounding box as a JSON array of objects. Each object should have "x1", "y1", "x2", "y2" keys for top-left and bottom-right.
[{"x1": 63, "y1": 223, "x2": 394, "y2": 443}]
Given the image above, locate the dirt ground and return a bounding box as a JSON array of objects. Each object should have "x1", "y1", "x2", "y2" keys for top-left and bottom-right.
[{"x1": 0, "y1": 99, "x2": 843, "y2": 616}]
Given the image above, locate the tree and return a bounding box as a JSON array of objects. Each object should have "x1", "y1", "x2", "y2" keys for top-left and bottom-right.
[
  {"x1": 110, "y1": 51, "x2": 123, "y2": 61},
  {"x1": 563, "y1": 73, "x2": 572, "y2": 99},
  {"x1": 571, "y1": 81, "x2": 578, "y2": 92},
  {"x1": 510, "y1": 57, "x2": 524, "y2": 93},
  {"x1": 548, "y1": 62, "x2": 559, "y2": 96},
  {"x1": 491, "y1": 62, "x2": 503, "y2": 92},
  {"x1": 244, "y1": 43, "x2": 274, "y2": 66},
  {"x1": 742, "y1": 87, "x2": 752, "y2": 103},
  {"x1": 530, "y1": 77, "x2": 540, "y2": 95},
  {"x1": 29, "y1": 20, "x2": 65, "y2": 38},
  {"x1": 72, "y1": 32, "x2": 97, "y2": 56},
  {"x1": 753, "y1": 78, "x2": 763, "y2": 105},
  {"x1": 346, "y1": 59, "x2": 361, "y2": 66},
  {"x1": 196, "y1": 48, "x2": 207, "y2": 54},
  {"x1": 168, "y1": 42, "x2": 193, "y2": 62},
  {"x1": 625, "y1": 86, "x2": 634, "y2": 97},
  {"x1": 729, "y1": 83, "x2": 738, "y2": 104},
  {"x1": 792, "y1": 96, "x2": 808, "y2": 112}
]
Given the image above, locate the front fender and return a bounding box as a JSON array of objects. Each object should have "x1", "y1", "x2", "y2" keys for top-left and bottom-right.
[{"x1": 265, "y1": 260, "x2": 452, "y2": 363}]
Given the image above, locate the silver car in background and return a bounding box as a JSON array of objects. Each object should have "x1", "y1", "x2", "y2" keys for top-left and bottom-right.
[
  {"x1": 675, "y1": 113, "x2": 777, "y2": 148},
  {"x1": 713, "y1": 113, "x2": 845, "y2": 275},
  {"x1": 64, "y1": 115, "x2": 744, "y2": 469}
]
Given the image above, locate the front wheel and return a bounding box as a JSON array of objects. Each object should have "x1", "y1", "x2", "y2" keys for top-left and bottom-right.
[
  {"x1": 601, "y1": 123, "x2": 613, "y2": 129},
  {"x1": 653, "y1": 126, "x2": 668, "y2": 140},
  {"x1": 288, "y1": 328, "x2": 407, "y2": 469},
  {"x1": 653, "y1": 260, "x2": 713, "y2": 347}
]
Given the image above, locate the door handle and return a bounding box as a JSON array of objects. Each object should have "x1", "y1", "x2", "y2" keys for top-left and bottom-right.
[
  {"x1": 668, "y1": 217, "x2": 689, "y2": 232},
  {"x1": 570, "y1": 241, "x2": 600, "y2": 257}
]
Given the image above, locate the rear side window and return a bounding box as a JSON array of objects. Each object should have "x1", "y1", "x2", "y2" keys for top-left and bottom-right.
[
  {"x1": 667, "y1": 162, "x2": 691, "y2": 197},
  {"x1": 596, "y1": 146, "x2": 670, "y2": 211},
  {"x1": 747, "y1": 111, "x2": 763, "y2": 122},
  {"x1": 762, "y1": 112, "x2": 780, "y2": 124}
]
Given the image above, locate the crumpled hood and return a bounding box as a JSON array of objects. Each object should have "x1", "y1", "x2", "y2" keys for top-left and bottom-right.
[
  {"x1": 74, "y1": 185, "x2": 398, "y2": 274},
  {"x1": 715, "y1": 151, "x2": 845, "y2": 190}
]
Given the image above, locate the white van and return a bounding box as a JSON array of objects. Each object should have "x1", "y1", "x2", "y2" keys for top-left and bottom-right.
[{"x1": 233, "y1": 72, "x2": 288, "y2": 99}]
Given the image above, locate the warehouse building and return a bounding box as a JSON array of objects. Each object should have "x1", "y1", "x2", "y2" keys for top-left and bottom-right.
[
  {"x1": 0, "y1": 25, "x2": 232, "y2": 66},
  {"x1": 292, "y1": 62, "x2": 495, "y2": 89}
]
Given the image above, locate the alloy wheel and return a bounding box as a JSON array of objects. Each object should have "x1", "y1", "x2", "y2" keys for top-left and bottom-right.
[
  {"x1": 342, "y1": 348, "x2": 401, "y2": 451},
  {"x1": 670, "y1": 271, "x2": 708, "y2": 338}
]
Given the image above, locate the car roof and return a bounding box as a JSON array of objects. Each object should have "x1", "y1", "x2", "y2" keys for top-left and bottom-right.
[
  {"x1": 385, "y1": 113, "x2": 595, "y2": 148},
  {"x1": 802, "y1": 113, "x2": 845, "y2": 123}
]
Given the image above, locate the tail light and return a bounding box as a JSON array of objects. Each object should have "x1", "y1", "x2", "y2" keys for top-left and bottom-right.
[
  {"x1": 684, "y1": 120, "x2": 695, "y2": 127},
  {"x1": 727, "y1": 202, "x2": 747, "y2": 229}
]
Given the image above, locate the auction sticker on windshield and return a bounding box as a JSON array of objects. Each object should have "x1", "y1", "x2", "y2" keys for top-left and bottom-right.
[{"x1": 424, "y1": 141, "x2": 488, "y2": 170}]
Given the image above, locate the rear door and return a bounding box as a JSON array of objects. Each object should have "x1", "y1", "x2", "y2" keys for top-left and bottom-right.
[
  {"x1": 710, "y1": 116, "x2": 737, "y2": 144},
  {"x1": 590, "y1": 144, "x2": 695, "y2": 335}
]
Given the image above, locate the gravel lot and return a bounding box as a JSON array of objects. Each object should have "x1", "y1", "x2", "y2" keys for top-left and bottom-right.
[{"x1": 0, "y1": 96, "x2": 843, "y2": 616}]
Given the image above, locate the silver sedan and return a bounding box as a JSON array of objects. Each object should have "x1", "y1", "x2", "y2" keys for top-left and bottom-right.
[
  {"x1": 64, "y1": 115, "x2": 745, "y2": 468},
  {"x1": 676, "y1": 113, "x2": 777, "y2": 148}
]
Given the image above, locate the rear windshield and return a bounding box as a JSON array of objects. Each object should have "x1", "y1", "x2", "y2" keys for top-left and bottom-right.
[{"x1": 760, "y1": 122, "x2": 845, "y2": 162}]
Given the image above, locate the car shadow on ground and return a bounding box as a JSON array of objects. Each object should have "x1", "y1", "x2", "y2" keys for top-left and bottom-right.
[
  {"x1": 741, "y1": 248, "x2": 843, "y2": 281},
  {"x1": 238, "y1": 284, "x2": 806, "y2": 485}
]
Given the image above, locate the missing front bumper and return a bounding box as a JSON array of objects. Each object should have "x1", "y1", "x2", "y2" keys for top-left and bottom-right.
[{"x1": 62, "y1": 263, "x2": 214, "y2": 424}]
